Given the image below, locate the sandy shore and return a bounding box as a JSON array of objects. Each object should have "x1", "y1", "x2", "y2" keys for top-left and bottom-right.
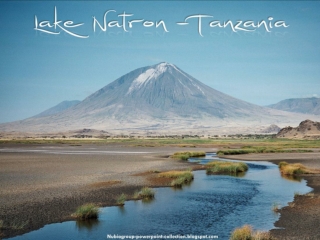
[{"x1": 1, "y1": 144, "x2": 320, "y2": 239}]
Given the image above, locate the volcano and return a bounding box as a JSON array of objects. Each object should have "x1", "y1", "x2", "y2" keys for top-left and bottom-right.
[
  {"x1": 72, "y1": 62, "x2": 266, "y2": 119},
  {"x1": 1, "y1": 62, "x2": 318, "y2": 135}
]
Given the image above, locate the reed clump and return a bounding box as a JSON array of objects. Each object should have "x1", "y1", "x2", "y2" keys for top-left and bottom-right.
[
  {"x1": 158, "y1": 170, "x2": 194, "y2": 187},
  {"x1": 230, "y1": 224, "x2": 275, "y2": 240},
  {"x1": 206, "y1": 161, "x2": 248, "y2": 174},
  {"x1": 171, "y1": 151, "x2": 206, "y2": 160},
  {"x1": 72, "y1": 203, "x2": 99, "y2": 220},
  {"x1": 278, "y1": 161, "x2": 316, "y2": 175},
  {"x1": 116, "y1": 193, "x2": 126, "y2": 206},
  {"x1": 133, "y1": 187, "x2": 155, "y2": 200}
]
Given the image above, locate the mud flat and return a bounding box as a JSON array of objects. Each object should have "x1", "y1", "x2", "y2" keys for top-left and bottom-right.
[
  {"x1": 0, "y1": 143, "x2": 209, "y2": 238},
  {"x1": 223, "y1": 152, "x2": 320, "y2": 240}
]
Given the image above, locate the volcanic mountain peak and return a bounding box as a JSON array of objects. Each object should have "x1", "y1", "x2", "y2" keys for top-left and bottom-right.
[
  {"x1": 127, "y1": 62, "x2": 170, "y2": 94},
  {"x1": 136, "y1": 62, "x2": 170, "y2": 83},
  {"x1": 126, "y1": 62, "x2": 204, "y2": 95}
]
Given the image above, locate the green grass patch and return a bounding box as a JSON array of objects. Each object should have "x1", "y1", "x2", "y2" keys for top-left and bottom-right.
[
  {"x1": 158, "y1": 170, "x2": 194, "y2": 188},
  {"x1": 116, "y1": 193, "x2": 126, "y2": 206},
  {"x1": 230, "y1": 224, "x2": 275, "y2": 240},
  {"x1": 133, "y1": 187, "x2": 155, "y2": 200},
  {"x1": 171, "y1": 151, "x2": 206, "y2": 160},
  {"x1": 278, "y1": 161, "x2": 316, "y2": 175},
  {"x1": 206, "y1": 161, "x2": 248, "y2": 174},
  {"x1": 72, "y1": 203, "x2": 99, "y2": 220}
]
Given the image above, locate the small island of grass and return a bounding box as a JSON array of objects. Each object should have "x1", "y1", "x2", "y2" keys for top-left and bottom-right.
[
  {"x1": 133, "y1": 187, "x2": 155, "y2": 200},
  {"x1": 171, "y1": 151, "x2": 206, "y2": 160},
  {"x1": 206, "y1": 161, "x2": 248, "y2": 174}
]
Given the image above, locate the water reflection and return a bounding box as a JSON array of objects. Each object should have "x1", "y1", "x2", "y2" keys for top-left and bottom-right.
[
  {"x1": 75, "y1": 219, "x2": 100, "y2": 231},
  {"x1": 281, "y1": 174, "x2": 303, "y2": 182},
  {"x1": 141, "y1": 198, "x2": 155, "y2": 204},
  {"x1": 117, "y1": 205, "x2": 127, "y2": 215}
]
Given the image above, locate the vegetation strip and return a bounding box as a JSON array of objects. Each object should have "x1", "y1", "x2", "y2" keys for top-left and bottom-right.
[
  {"x1": 171, "y1": 151, "x2": 206, "y2": 160},
  {"x1": 2, "y1": 138, "x2": 320, "y2": 150},
  {"x1": 217, "y1": 147, "x2": 313, "y2": 156}
]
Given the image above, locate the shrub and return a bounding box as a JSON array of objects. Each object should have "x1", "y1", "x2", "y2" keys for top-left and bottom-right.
[
  {"x1": 206, "y1": 161, "x2": 248, "y2": 174},
  {"x1": 73, "y1": 203, "x2": 99, "y2": 220}
]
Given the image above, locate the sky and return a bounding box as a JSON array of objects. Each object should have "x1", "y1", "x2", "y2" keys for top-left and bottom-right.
[{"x1": 0, "y1": 1, "x2": 319, "y2": 123}]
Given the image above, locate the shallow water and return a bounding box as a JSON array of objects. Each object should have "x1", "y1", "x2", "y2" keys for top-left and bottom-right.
[{"x1": 8, "y1": 153, "x2": 312, "y2": 240}]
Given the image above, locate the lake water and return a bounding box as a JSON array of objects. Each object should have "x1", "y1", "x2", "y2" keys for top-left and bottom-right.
[{"x1": 8, "y1": 153, "x2": 312, "y2": 240}]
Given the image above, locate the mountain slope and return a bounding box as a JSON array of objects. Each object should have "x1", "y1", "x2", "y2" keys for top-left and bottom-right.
[
  {"x1": 33, "y1": 100, "x2": 80, "y2": 118},
  {"x1": 268, "y1": 97, "x2": 320, "y2": 115},
  {"x1": 1, "y1": 62, "x2": 320, "y2": 134},
  {"x1": 72, "y1": 62, "x2": 268, "y2": 120}
]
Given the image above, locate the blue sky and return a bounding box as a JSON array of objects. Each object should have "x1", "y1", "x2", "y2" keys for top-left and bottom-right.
[{"x1": 0, "y1": 1, "x2": 319, "y2": 123}]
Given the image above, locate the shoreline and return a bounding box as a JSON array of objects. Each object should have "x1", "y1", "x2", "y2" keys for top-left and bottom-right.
[
  {"x1": 1, "y1": 145, "x2": 320, "y2": 239},
  {"x1": 269, "y1": 174, "x2": 320, "y2": 240},
  {"x1": 221, "y1": 153, "x2": 320, "y2": 239}
]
